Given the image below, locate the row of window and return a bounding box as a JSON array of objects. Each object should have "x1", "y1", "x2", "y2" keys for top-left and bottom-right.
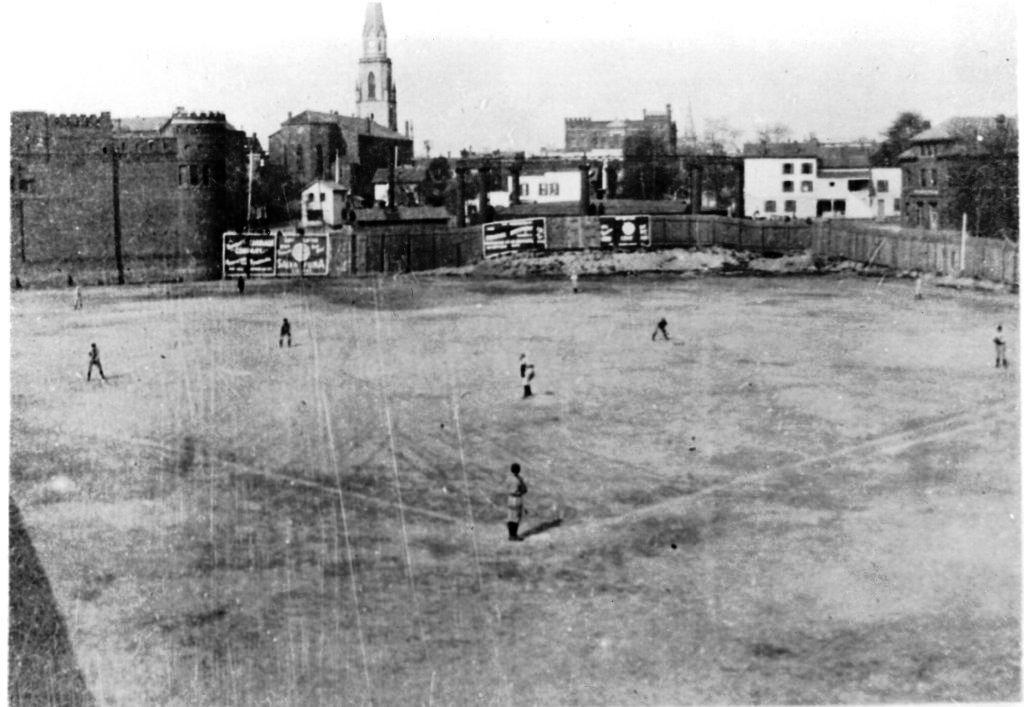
[
  {"x1": 177, "y1": 163, "x2": 225, "y2": 187},
  {"x1": 763, "y1": 198, "x2": 901, "y2": 213},
  {"x1": 907, "y1": 168, "x2": 939, "y2": 188},
  {"x1": 520, "y1": 182, "x2": 560, "y2": 197},
  {"x1": 781, "y1": 162, "x2": 815, "y2": 175},
  {"x1": 781, "y1": 180, "x2": 815, "y2": 193},
  {"x1": 778, "y1": 179, "x2": 891, "y2": 193}
]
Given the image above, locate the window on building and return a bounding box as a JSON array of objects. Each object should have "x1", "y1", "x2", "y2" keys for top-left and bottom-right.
[
  {"x1": 930, "y1": 169, "x2": 938, "y2": 187},
  {"x1": 833, "y1": 199, "x2": 846, "y2": 215},
  {"x1": 764, "y1": 200, "x2": 777, "y2": 213},
  {"x1": 539, "y1": 183, "x2": 548, "y2": 196},
  {"x1": 920, "y1": 169, "x2": 927, "y2": 187},
  {"x1": 201, "y1": 165, "x2": 210, "y2": 186},
  {"x1": 320, "y1": 193, "x2": 326, "y2": 201},
  {"x1": 782, "y1": 163, "x2": 793, "y2": 174},
  {"x1": 801, "y1": 162, "x2": 813, "y2": 174},
  {"x1": 178, "y1": 165, "x2": 188, "y2": 186},
  {"x1": 848, "y1": 179, "x2": 870, "y2": 191},
  {"x1": 876, "y1": 180, "x2": 889, "y2": 193},
  {"x1": 550, "y1": 183, "x2": 559, "y2": 196},
  {"x1": 800, "y1": 181, "x2": 813, "y2": 192},
  {"x1": 189, "y1": 164, "x2": 199, "y2": 186},
  {"x1": 521, "y1": 183, "x2": 529, "y2": 196},
  {"x1": 782, "y1": 181, "x2": 794, "y2": 192},
  {"x1": 784, "y1": 200, "x2": 796, "y2": 213},
  {"x1": 315, "y1": 144, "x2": 324, "y2": 178},
  {"x1": 367, "y1": 72, "x2": 376, "y2": 100},
  {"x1": 296, "y1": 145, "x2": 304, "y2": 177},
  {"x1": 894, "y1": 198, "x2": 901, "y2": 212}
]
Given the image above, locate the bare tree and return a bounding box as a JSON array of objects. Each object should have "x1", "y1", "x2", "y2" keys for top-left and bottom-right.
[{"x1": 754, "y1": 123, "x2": 792, "y2": 154}]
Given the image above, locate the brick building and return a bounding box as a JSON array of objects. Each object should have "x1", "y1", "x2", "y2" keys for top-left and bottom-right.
[
  {"x1": 564, "y1": 105, "x2": 677, "y2": 156},
  {"x1": 267, "y1": 111, "x2": 412, "y2": 206},
  {"x1": 898, "y1": 117, "x2": 1018, "y2": 235},
  {"x1": 10, "y1": 108, "x2": 251, "y2": 274}
]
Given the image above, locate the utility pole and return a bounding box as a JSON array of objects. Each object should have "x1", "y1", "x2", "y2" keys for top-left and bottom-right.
[
  {"x1": 111, "y1": 144, "x2": 125, "y2": 285},
  {"x1": 14, "y1": 164, "x2": 26, "y2": 262},
  {"x1": 245, "y1": 144, "x2": 255, "y2": 230}
]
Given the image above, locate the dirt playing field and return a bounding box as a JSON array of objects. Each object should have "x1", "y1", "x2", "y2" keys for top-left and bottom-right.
[{"x1": 9, "y1": 270, "x2": 1020, "y2": 705}]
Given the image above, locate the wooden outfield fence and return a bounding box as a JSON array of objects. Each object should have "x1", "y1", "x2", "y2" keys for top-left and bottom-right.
[{"x1": 343, "y1": 215, "x2": 1017, "y2": 286}]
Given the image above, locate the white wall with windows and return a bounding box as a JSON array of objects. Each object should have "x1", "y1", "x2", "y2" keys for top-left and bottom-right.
[
  {"x1": 744, "y1": 158, "x2": 902, "y2": 220},
  {"x1": 507, "y1": 170, "x2": 581, "y2": 204}
]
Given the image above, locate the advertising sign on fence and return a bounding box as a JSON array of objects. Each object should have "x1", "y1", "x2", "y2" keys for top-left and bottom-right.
[
  {"x1": 222, "y1": 233, "x2": 278, "y2": 277},
  {"x1": 600, "y1": 215, "x2": 651, "y2": 249},
  {"x1": 275, "y1": 233, "x2": 330, "y2": 276},
  {"x1": 482, "y1": 218, "x2": 547, "y2": 258}
]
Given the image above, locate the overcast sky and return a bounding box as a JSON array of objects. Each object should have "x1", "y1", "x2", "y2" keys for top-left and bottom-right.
[{"x1": 4, "y1": 0, "x2": 1018, "y2": 157}]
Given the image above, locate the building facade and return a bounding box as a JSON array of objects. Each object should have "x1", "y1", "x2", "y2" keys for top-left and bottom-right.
[
  {"x1": 10, "y1": 108, "x2": 250, "y2": 271},
  {"x1": 268, "y1": 111, "x2": 412, "y2": 207},
  {"x1": 899, "y1": 117, "x2": 1018, "y2": 236},
  {"x1": 565, "y1": 105, "x2": 677, "y2": 156},
  {"x1": 742, "y1": 140, "x2": 901, "y2": 220}
]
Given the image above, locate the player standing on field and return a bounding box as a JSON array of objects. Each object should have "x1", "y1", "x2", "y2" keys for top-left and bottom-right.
[
  {"x1": 520, "y1": 354, "x2": 535, "y2": 398},
  {"x1": 86, "y1": 343, "x2": 107, "y2": 382},
  {"x1": 994, "y1": 324, "x2": 1008, "y2": 368},
  {"x1": 279, "y1": 318, "x2": 292, "y2": 348},
  {"x1": 506, "y1": 463, "x2": 527, "y2": 541}
]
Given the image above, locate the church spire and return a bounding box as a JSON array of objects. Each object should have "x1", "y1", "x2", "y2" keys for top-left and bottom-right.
[
  {"x1": 363, "y1": 3, "x2": 387, "y2": 59},
  {"x1": 356, "y1": 2, "x2": 397, "y2": 131}
]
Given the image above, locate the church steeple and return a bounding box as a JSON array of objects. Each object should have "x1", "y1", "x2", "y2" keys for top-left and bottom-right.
[
  {"x1": 362, "y1": 2, "x2": 387, "y2": 59},
  {"x1": 356, "y1": 2, "x2": 397, "y2": 131}
]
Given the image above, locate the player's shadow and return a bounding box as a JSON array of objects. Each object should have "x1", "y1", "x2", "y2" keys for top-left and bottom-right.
[{"x1": 518, "y1": 518, "x2": 562, "y2": 539}]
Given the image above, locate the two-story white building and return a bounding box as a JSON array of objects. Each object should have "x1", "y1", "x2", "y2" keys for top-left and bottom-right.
[
  {"x1": 743, "y1": 141, "x2": 902, "y2": 220},
  {"x1": 300, "y1": 180, "x2": 350, "y2": 228}
]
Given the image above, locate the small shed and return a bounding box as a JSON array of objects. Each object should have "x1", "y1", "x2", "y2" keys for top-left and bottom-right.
[{"x1": 301, "y1": 180, "x2": 351, "y2": 228}]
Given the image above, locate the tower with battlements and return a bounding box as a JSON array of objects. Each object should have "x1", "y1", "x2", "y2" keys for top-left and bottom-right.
[
  {"x1": 355, "y1": 2, "x2": 397, "y2": 132},
  {"x1": 9, "y1": 108, "x2": 249, "y2": 279}
]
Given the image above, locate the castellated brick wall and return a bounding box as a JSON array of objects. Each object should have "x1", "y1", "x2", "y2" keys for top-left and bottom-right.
[{"x1": 10, "y1": 111, "x2": 248, "y2": 282}]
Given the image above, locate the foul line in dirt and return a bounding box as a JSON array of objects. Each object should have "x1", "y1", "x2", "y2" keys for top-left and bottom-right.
[
  {"x1": 70, "y1": 430, "x2": 465, "y2": 526},
  {"x1": 554, "y1": 395, "x2": 1016, "y2": 541}
]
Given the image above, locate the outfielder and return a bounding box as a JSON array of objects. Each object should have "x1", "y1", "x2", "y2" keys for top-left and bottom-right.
[
  {"x1": 86, "y1": 343, "x2": 107, "y2": 382},
  {"x1": 506, "y1": 463, "x2": 528, "y2": 541}
]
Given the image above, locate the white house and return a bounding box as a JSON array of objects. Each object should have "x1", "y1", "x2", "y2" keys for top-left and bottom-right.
[
  {"x1": 508, "y1": 168, "x2": 582, "y2": 205},
  {"x1": 742, "y1": 142, "x2": 902, "y2": 221},
  {"x1": 301, "y1": 180, "x2": 350, "y2": 228}
]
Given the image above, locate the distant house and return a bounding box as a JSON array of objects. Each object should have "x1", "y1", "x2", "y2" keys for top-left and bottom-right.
[
  {"x1": 742, "y1": 140, "x2": 901, "y2": 220},
  {"x1": 508, "y1": 165, "x2": 582, "y2": 206},
  {"x1": 898, "y1": 116, "x2": 1017, "y2": 233},
  {"x1": 371, "y1": 164, "x2": 427, "y2": 206},
  {"x1": 301, "y1": 180, "x2": 350, "y2": 229}
]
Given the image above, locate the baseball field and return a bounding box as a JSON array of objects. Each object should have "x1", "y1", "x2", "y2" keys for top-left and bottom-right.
[{"x1": 8, "y1": 269, "x2": 1020, "y2": 704}]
